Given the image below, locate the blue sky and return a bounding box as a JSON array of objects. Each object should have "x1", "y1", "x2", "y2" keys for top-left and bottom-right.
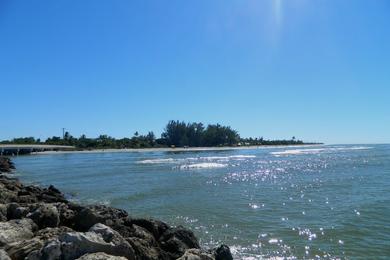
[{"x1": 0, "y1": 0, "x2": 389, "y2": 144}]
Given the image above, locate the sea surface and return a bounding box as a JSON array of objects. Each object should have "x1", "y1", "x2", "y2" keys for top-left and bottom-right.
[{"x1": 12, "y1": 144, "x2": 390, "y2": 259}]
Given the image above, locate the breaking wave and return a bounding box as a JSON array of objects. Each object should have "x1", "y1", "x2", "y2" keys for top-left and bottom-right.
[
  {"x1": 179, "y1": 163, "x2": 228, "y2": 170},
  {"x1": 137, "y1": 158, "x2": 178, "y2": 164},
  {"x1": 138, "y1": 155, "x2": 255, "y2": 164},
  {"x1": 271, "y1": 146, "x2": 372, "y2": 156}
]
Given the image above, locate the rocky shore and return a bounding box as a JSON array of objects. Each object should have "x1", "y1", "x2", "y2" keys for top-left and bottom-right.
[
  {"x1": 0, "y1": 157, "x2": 15, "y2": 173},
  {"x1": 0, "y1": 157, "x2": 233, "y2": 260}
]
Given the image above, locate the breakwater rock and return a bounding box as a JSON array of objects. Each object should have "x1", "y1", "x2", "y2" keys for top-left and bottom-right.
[
  {"x1": 0, "y1": 157, "x2": 15, "y2": 173},
  {"x1": 0, "y1": 157, "x2": 233, "y2": 260}
]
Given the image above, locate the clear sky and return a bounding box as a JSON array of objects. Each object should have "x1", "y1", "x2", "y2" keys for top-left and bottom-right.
[{"x1": 0, "y1": 0, "x2": 389, "y2": 144}]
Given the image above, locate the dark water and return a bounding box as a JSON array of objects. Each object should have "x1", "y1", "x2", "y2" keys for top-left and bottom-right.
[{"x1": 12, "y1": 144, "x2": 390, "y2": 259}]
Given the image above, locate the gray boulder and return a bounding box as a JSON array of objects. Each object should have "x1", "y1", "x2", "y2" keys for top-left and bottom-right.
[
  {"x1": 72, "y1": 205, "x2": 128, "y2": 231},
  {"x1": 25, "y1": 227, "x2": 73, "y2": 260},
  {"x1": 177, "y1": 249, "x2": 214, "y2": 260},
  {"x1": 7, "y1": 227, "x2": 73, "y2": 260},
  {"x1": 0, "y1": 218, "x2": 36, "y2": 246},
  {"x1": 59, "y1": 223, "x2": 135, "y2": 260},
  {"x1": 127, "y1": 218, "x2": 169, "y2": 240},
  {"x1": 0, "y1": 182, "x2": 18, "y2": 203},
  {"x1": 0, "y1": 203, "x2": 7, "y2": 221},
  {"x1": 7, "y1": 202, "x2": 29, "y2": 219},
  {"x1": 5, "y1": 238, "x2": 44, "y2": 260},
  {"x1": 89, "y1": 223, "x2": 135, "y2": 258},
  {"x1": 57, "y1": 203, "x2": 76, "y2": 227},
  {"x1": 0, "y1": 249, "x2": 11, "y2": 260},
  {"x1": 213, "y1": 245, "x2": 233, "y2": 260},
  {"x1": 76, "y1": 252, "x2": 127, "y2": 260},
  {"x1": 35, "y1": 226, "x2": 74, "y2": 240},
  {"x1": 0, "y1": 157, "x2": 15, "y2": 173},
  {"x1": 40, "y1": 239, "x2": 62, "y2": 260},
  {"x1": 26, "y1": 238, "x2": 62, "y2": 260},
  {"x1": 158, "y1": 226, "x2": 200, "y2": 259},
  {"x1": 27, "y1": 203, "x2": 60, "y2": 229},
  {"x1": 125, "y1": 225, "x2": 163, "y2": 260},
  {"x1": 126, "y1": 237, "x2": 164, "y2": 260}
]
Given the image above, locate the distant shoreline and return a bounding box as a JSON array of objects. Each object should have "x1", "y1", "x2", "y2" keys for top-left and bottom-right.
[{"x1": 32, "y1": 144, "x2": 323, "y2": 155}]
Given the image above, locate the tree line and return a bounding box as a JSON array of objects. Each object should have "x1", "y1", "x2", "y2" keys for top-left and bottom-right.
[{"x1": 0, "y1": 120, "x2": 314, "y2": 149}]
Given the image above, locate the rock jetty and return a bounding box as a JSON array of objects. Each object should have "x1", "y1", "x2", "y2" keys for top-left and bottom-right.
[
  {"x1": 0, "y1": 156, "x2": 233, "y2": 260},
  {"x1": 0, "y1": 157, "x2": 15, "y2": 173}
]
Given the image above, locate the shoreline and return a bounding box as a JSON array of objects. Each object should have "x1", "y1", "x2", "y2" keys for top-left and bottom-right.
[
  {"x1": 32, "y1": 144, "x2": 323, "y2": 155},
  {"x1": 0, "y1": 157, "x2": 233, "y2": 260}
]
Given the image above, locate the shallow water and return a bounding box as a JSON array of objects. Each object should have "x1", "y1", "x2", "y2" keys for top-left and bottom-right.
[{"x1": 12, "y1": 144, "x2": 390, "y2": 259}]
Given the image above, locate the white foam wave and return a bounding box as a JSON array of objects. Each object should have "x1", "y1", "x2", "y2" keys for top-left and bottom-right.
[
  {"x1": 228, "y1": 244, "x2": 280, "y2": 260},
  {"x1": 138, "y1": 155, "x2": 255, "y2": 164},
  {"x1": 229, "y1": 155, "x2": 256, "y2": 159},
  {"x1": 71, "y1": 198, "x2": 111, "y2": 206},
  {"x1": 271, "y1": 146, "x2": 372, "y2": 156},
  {"x1": 138, "y1": 158, "x2": 179, "y2": 164},
  {"x1": 345, "y1": 146, "x2": 373, "y2": 150},
  {"x1": 179, "y1": 163, "x2": 227, "y2": 170},
  {"x1": 195, "y1": 155, "x2": 256, "y2": 161},
  {"x1": 195, "y1": 156, "x2": 228, "y2": 161},
  {"x1": 271, "y1": 149, "x2": 323, "y2": 156}
]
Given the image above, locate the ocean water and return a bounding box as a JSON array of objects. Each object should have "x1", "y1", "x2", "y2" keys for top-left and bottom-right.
[{"x1": 12, "y1": 144, "x2": 390, "y2": 259}]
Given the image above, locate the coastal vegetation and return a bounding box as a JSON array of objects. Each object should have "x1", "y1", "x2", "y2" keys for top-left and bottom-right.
[{"x1": 0, "y1": 120, "x2": 315, "y2": 149}]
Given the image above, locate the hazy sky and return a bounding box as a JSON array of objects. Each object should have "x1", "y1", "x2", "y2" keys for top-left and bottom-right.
[{"x1": 0, "y1": 0, "x2": 389, "y2": 144}]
